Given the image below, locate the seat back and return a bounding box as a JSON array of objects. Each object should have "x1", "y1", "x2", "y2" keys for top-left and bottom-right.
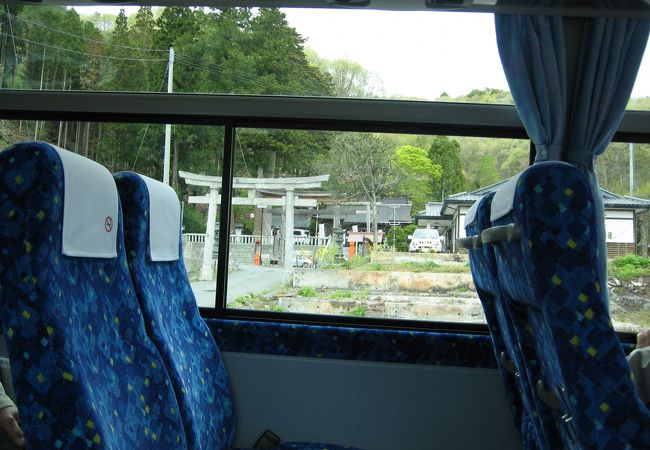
[
  {"x1": 463, "y1": 194, "x2": 523, "y2": 421},
  {"x1": 114, "y1": 171, "x2": 235, "y2": 450},
  {"x1": 486, "y1": 161, "x2": 650, "y2": 449},
  {"x1": 0, "y1": 142, "x2": 187, "y2": 449},
  {"x1": 464, "y1": 193, "x2": 560, "y2": 450}
]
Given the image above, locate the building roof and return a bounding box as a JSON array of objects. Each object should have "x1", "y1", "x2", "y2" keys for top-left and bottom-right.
[
  {"x1": 318, "y1": 198, "x2": 413, "y2": 227},
  {"x1": 442, "y1": 180, "x2": 650, "y2": 214}
]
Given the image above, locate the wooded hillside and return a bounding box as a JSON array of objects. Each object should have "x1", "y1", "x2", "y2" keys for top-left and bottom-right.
[{"x1": 1, "y1": 5, "x2": 648, "y2": 213}]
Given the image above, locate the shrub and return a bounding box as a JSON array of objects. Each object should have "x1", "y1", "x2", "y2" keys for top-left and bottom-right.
[
  {"x1": 609, "y1": 255, "x2": 650, "y2": 281},
  {"x1": 330, "y1": 290, "x2": 353, "y2": 299},
  {"x1": 314, "y1": 245, "x2": 340, "y2": 268},
  {"x1": 348, "y1": 255, "x2": 370, "y2": 269},
  {"x1": 345, "y1": 306, "x2": 365, "y2": 317},
  {"x1": 298, "y1": 286, "x2": 316, "y2": 297}
]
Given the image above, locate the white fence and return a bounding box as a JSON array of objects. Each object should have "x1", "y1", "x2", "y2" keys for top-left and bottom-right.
[
  {"x1": 182, "y1": 233, "x2": 331, "y2": 247},
  {"x1": 183, "y1": 233, "x2": 206, "y2": 243},
  {"x1": 229, "y1": 235, "x2": 274, "y2": 245}
]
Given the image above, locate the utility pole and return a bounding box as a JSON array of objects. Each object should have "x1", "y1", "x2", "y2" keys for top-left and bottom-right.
[
  {"x1": 163, "y1": 47, "x2": 174, "y2": 185},
  {"x1": 629, "y1": 142, "x2": 635, "y2": 195},
  {"x1": 34, "y1": 46, "x2": 46, "y2": 140}
]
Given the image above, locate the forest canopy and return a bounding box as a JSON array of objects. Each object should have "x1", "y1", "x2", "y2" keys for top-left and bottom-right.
[{"x1": 0, "y1": 4, "x2": 648, "y2": 222}]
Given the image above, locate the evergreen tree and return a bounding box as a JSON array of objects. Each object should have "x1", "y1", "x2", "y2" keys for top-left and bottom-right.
[{"x1": 428, "y1": 136, "x2": 466, "y2": 199}]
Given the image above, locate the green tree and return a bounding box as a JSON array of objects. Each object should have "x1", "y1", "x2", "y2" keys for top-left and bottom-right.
[
  {"x1": 319, "y1": 132, "x2": 400, "y2": 243},
  {"x1": 476, "y1": 154, "x2": 500, "y2": 188},
  {"x1": 307, "y1": 51, "x2": 383, "y2": 98},
  {"x1": 438, "y1": 88, "x2": 513, "y2": 104},
  {"x1": 393, "y1": 145, "x2": 442, "y2": 214},
  {"x1": 628, "y1": 96, "x2": 650, "y2": 111},
  {"x1": 385, "y1": 224, "x2": 416, "y2": 252},
  {"x1": 428, "y1": 136, "x2": 466, "y2": 200},
  {"x1": 246, "y1": 8, "x2": 331, "y2": 96}
]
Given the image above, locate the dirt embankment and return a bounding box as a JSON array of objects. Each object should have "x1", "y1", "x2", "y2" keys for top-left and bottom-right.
[{"x1": 608, "y1": 276, "x2": 649, "y2": 331}]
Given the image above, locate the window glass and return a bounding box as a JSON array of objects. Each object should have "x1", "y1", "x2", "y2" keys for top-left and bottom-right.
[
  {"x1": 629, "y1": 42, "x2": 650, "y2": 111},
  {"x1": 597, "y1": 140, "x2": 650, "y2": 334},
  {"x1": 0, "y1": 118, "x2": 224, "y2": 307},
  {"x1": 217, "y1": 129, "x2": 533, "y2": 324},
  {"x1": 1, "y1": 5, "x2": 510, "y2": 104}
]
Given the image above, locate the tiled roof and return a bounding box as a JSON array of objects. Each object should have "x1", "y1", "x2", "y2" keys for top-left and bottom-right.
[{"x1": 443, "y1": 181, "x2": 650, "y2": 210}]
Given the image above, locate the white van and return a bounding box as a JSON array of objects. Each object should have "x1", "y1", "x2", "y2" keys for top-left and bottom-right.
[{"x1": 408, "y1": 228, "x2": 441, "y2": 253}]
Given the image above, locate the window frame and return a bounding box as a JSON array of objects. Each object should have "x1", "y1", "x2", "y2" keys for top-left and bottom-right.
[{"x1": 1, "y1": 89, "x2": 649, "y2": 337}]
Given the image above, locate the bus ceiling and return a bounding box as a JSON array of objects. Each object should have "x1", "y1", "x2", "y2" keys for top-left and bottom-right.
[{"x1": 10, "y1": 0, "x2": 650, "y2": 19}]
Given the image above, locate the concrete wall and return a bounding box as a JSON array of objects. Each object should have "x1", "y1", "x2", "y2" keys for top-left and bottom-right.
[
  {"x1": 371, "y1": 251, "x2": 469, "y2": 265},
  {"x1": 293, "y1": 269, "x2": 474, "y2": 293}
]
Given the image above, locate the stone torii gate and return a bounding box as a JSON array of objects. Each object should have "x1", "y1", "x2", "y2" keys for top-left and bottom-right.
[{"x1": 179, "y1": 171, "x2": 329, "y2": 280}]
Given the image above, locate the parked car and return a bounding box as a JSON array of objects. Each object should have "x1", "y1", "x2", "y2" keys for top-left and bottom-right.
[
  {"x1": 293, "y1": 229, "x2": 310, "y2": 244},
  {"x1": 408, "y1": 228, "x2": 441, "y2": 253},
  {"x1": 293, "y1": 253, "x2": 314, "y2": 268}
]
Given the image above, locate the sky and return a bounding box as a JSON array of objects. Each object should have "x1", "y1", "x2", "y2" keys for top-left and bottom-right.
[{"x1": 74, "y1": 6, "x2": 650, "y2": 100}]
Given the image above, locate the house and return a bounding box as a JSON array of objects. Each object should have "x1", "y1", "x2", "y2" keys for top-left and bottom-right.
[
  {"x1": 417, "y1": 181, "x2": 650, "y2": 256},
  {"x1": 317, "y1": 197, "x2": 413, "y2": 233}
]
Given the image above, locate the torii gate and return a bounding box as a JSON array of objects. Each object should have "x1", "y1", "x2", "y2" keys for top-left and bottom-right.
[{"x1": 179, "y1": 171, "x2": 329, "y2": 281}]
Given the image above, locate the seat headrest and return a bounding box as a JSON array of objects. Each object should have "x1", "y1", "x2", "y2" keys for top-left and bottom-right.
[
  {"x1": 137, "y1": 174, "x2": 181, "y2": 261},
  {"x1": 55, "y1": 144, "x2": 118, "y2": 258},
  {"x1": 490, "y1": 162, "x2": 578, "y2": 223},
  {"x1": 464, "y1": 196, "x2": 483, "y2": 230},
  {"x1": 490, "y1": 170, "x2": 524, "y2": 223}
]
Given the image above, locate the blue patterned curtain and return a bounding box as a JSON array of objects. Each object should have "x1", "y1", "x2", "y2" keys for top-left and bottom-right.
[
  {"x1": 495, "y1": 15, "x2": 567, "y2": 162},
  {"x1": 565, "y1": 18, "x2": 649, "y2": 168},
  {"x1": 565, "y1": 17, "x2": 649, "y2": 291}
]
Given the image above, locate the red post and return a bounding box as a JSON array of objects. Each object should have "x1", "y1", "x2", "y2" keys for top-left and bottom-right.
[
  {"x1": 349, "y1": 240, "x2": 356, "y2": 261},
  {"x1": 254, "y1": 238, "x2": 262, "y2": 265}
]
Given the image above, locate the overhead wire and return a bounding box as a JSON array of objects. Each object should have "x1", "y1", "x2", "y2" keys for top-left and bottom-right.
[
  {"x1": 0, "y1": 9, "x2": 168, "y2": 53},
  {"x1": 1, "y1": 10, "x2": 331, "y2": 96},
  {"x1": 4, "y1": 6, "x2": 19, "y2": 72},
  {"x1": 131, "y1": 64, "x2": 170, "y2": 171},
  {"x1": 0, "y1": 31, "x2": 168, "y2": 62},
  {"x1": 235, "y1": 131, "x2": 252, "y2": 177}
]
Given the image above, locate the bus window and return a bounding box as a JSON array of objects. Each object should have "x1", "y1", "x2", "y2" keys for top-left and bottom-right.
[{"x1": 0, "y1": 3, "x2": 648, "y2": 333}]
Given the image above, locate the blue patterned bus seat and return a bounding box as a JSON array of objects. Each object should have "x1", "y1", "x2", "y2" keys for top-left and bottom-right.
[
  {"x1": 115, "y1": 171, "x2": 364, "y2": 450},
  {"x1": 489, "y1": 161, "x2": 650, "y2": 449},
  {"x1": 0, "y1": 142, "x2": 188, "y2": 449},
  {"x1": 466, "y1": 193, "x2": 561, "y2": 450}
]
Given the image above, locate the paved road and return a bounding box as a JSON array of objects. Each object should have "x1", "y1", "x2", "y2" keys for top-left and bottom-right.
[{"x1": 191, "y1": 264, "x2": 287, "y2": 308}]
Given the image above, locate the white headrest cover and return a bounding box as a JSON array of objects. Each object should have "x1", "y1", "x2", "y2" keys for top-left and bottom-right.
[
  {"x1": 55, "y1": 145, "x2": 118, "y2": 258},
  {"x1": 490, "y1": 170, "x2": 524, "y2": 223},
  {"x1": 138, "y1": 174, "x2": 181, "y2": 262},
  {"x1": 464, "y1": 197, "x2": 482, "y2": 230}
]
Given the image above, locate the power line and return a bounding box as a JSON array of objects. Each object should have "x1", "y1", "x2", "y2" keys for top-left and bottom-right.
[
  {"x1": 2, "y1": 20, "x2": 330, "y2": 96},
  {"x1": 174, "y1": 57, "x2": 260, "y2": 86},
  {"x1": 4, "y1": 6, "x2": 19, "y2": 71},
  {"x1": 174, "y1": 55, "x2": 328, "y2": 96},
  {"x1": 0, "y1": 9, "x2": 168, "y2": 53},
  {"x1": 131, "y1": 65, "x2": 170, "y2": 171},
  {"x1": 0, "y1": 31, "x2": 168, "y2": 62}
]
